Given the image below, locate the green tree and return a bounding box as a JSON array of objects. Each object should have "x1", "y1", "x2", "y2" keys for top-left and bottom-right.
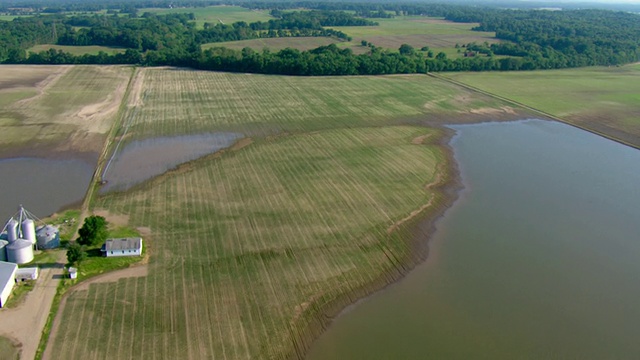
[
  {"x1": 399, "y1": 43, "x2": 415, "y2": 56},
  {"x1": 66, "y1": 243, "x2": 87, "y2": 266},
  {"x1": 77, "y1": 215, "x2": 108, "y2": 246}
]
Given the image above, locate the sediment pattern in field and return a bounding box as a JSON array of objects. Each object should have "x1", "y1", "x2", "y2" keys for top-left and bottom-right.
[{"x1": 48, "y1": 68, "x2": 509, "y2": 359}]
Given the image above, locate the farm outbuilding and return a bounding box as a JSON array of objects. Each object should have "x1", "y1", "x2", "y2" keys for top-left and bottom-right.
[
  {"x1": 36, "y1": 225, "x2": 60, "y2": 249},
  {"x1": 101, "y1": 238, "x2": 143, "y2": 257},
  {"x1": 15, "y1": 267, "x2": 39, "y2": 282},
  {"x1": 0, "y1": 240, "x2": 8, "y2": 262},
  {"x1": 6, "y1": 239, "x2": 34, "y2": 264},
  {"x1": 0, "y1": 261, "x2": 18, "y2": 308}
]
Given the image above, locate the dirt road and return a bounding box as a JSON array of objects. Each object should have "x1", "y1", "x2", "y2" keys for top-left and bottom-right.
[{"x1": 0, "y1": 253, "x2": 65, "y2": 360}]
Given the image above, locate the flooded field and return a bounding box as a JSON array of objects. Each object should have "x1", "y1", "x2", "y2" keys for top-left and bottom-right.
[
  {"x1": 307, "y1": 119, "x2": 640, "y2": 359},
  {"x1": 0, "y1": 157, "x2": 93, "y2": 221},
  {"x1": 100, "y1": 132, "x2": 243, "y2": 193}
]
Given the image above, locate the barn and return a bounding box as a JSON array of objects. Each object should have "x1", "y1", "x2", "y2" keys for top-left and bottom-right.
[
  {"x1": 0, "y1": 261, "x2": 18, "y2": 308},
  {"x1": 101, "y1": 238, "x2": 143, "y2": 257}
]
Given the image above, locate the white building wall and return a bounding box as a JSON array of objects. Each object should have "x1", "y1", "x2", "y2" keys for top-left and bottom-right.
[
  {"x1": 0, "y1": 266, "x2": 17, "y2": 308},
  {"x1": 105, "y1": 247, "x2": 142, "y2": 257}
]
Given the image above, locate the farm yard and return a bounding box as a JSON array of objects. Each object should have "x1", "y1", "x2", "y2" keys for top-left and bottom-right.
[
  {"x1": 44, "y1": 68, "x2": 526, "y2": 359},
  {"x1": 443, "y1": 64, "x2": 640, "y2": 148}
]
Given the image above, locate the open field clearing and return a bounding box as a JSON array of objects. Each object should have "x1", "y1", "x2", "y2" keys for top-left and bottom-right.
[
  {"x1": 329, "y1": 17, "x2": 498, "y2": 56},
  {"x1": 203, "y1": 37, "x2": 359, "y2": 53},
  {"x1": 0, "y1": 65, "x2": 132, "y2": 158},
  {"x1": 442, "y1": 64, "x2": 640, "y2": 147},
  {"x1": 28, "y1": 44, "x2": 127, "y2": 56},
  {"x1": 49, "y1": 126, "x2": 449, "y2": 360},
  {"x1": 44, "y1": 68, "x2": 527, "y2": 359},
  {"x1": 121, "y1": 68, "x2": 512, "y2": 140},
  {"x1": 140, "y1": 6, "x2": 273, "y2": 28}
]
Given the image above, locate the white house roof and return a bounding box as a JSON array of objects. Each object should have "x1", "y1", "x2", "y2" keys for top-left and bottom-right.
[
  {"x1": 0, "y1": 261, "x2": 18, "y2": 286},
  {"x1": 104, "y1": 238, "x2": 142, "y2": 251}
]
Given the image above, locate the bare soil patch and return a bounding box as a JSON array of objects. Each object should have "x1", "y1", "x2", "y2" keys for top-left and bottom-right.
[
  {"x1": 73, "y1": 265, "x2": 148, "y2": 292},
  {"x1": 93, "y1": 209, "x2": 130, "y2": 227},
  {"x1": 0, "y1": 65, "x2": 69, "y2": 90}
]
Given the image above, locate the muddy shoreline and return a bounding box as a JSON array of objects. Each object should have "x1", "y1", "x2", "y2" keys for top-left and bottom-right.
[{"x1": 289, "y1": 110, "x2": 541, "y2": 360}]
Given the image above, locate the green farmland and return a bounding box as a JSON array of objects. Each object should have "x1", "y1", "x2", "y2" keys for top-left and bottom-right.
[
  {"x1": 28, "y1": 44, "x2": 126, "y2": 56},
  {"x1": 442, "y1": 64, "x2": 640, "y2": 147},
  {"x1": 139, "y1": 6, "x2": 273, "y2": 29},
  {"x1": 202, "y1": 37, "x2": 365, "y2": 53},
  {"x1": 328, "y1": 16, "x2": 498, "y2": 57},
  {"x1": 45, "y1": 68, "x2": 522, "y2": 360}
]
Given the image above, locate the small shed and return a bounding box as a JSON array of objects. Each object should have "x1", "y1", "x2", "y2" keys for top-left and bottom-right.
[
  {"x1": 15, "y1": 267, "x2": 39, "y2": 282},
  {"x1": 68, "y1": 267, "x2": 78, "y2": 279},
  {"x1": 0, "y1": 261, "x2": 18, "y2": 308},
  {"x1": 101, "y1": 238, "x2": 143, "y2": 257}
]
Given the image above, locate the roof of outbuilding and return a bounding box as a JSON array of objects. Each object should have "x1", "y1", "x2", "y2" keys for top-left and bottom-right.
[
  {"x1": 103, "y1": 238, "x2": 143, "y2": 251},
  {"x1": 0, "y1": 261, "x2": 18, "y2": 287}
]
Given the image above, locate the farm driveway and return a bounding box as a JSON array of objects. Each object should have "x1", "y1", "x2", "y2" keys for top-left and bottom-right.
[{"x1": 0, "y1": 255, "x2": 65, "y2": 360}]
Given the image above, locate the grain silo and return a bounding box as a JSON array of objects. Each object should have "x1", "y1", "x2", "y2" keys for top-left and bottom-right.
[
  {"x1": 36, "y1": 225, "x2": 60, "y2": 249},
  {"x1": 0, "y1": 240, "x2": 8, "y2": 262},
  {"x1": 22, "y1": 219, "x2": 36, "y2": 245},
  {"x1": 6, "y1": 239, "x2": 34, "y2": 264},
  {"x1": 6, "y1": 219, "x2": 18, "y2": 243}
]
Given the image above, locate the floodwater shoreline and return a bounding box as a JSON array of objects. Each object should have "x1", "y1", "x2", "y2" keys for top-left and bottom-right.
[{"x1": 292, "y1": 113, "x2": 540, "y2": 360}]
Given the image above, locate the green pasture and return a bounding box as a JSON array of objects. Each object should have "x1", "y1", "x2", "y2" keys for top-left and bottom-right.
[
  {"x1": 203, "y1": 37, "x2": 347, "y2": 52},
  {"x1": 139, "y1": 6, "x2": 273, "y2": 28},
  {"x1": 122, "y1": 69, "x2": 504, "y2": 140},
  {"x1": 443, "y1": 65, "x2": 640, "y2": 145},
  {"x1": 328, "y1": 16, "x2": 498, "y2": 55},
  {"x1": 45, "y1": 68, "x2": 513, "y2": 360},
  {"x1": 28, "y1": 44, "x2": 126, "y2": 56}
]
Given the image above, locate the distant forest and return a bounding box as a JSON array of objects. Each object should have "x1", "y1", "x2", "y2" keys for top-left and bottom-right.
[{"x1": 1, "y1": 0, "x2": 640, "y2": 75}]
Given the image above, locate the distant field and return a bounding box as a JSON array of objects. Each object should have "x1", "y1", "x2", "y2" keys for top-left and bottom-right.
[
  {"x1": 0, "y1": 65, "x2": 132, "y2": 156},
  {"x1": 443, "y1": 64, "x2": 640, "y2": 147},
  {"x1": 45, "y1": 68, "x2": 516, "y2": 360},
  {"x1": 140, "y1": 6, "x2": 273, "y2": 28},
  {"x1": 329, "y1": 16, "x2": 498, "y2": 56},
  {"x1": 28, "y1": 44, "x2": 126, "y2": 56},
  {"x1": 203, "y1": 37, "x2": 349, "y2": 52},
  {"x1": 119, "y1": 69, "x2": 508, "y2": 139}
]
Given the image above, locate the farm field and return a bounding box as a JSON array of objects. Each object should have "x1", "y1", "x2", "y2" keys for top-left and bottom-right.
[
  {"x1": 0, "y1": 336, "x2": 19, "y2": 360},
  {"x1": 442, "y1": 64, "x2": 640, "y2": 147},
  {"x1": 28, "y1": 44, "x2": 127, "y2": 56},
  {"x1": 202, "y1": 37, "x2": 367, "y2": 53},
  {"x1": 45, "y1": 68, "x2": 525, "y2": 360},
  {"x1": 329, "y1": 16, "x2": 498, "y2": 57},
  {"x1": 139, "y1": 6, "x2": 273, "y2": 28},
  {"x1": 0, "y1": 65, "x2": 132, "y2": 158}
]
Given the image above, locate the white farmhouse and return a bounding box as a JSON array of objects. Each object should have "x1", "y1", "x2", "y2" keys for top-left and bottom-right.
[
  {"x1": 0, "y1": 261, "x2": 18, "y2": 308},
  {"x1": 101, "y1": 238, "x2": 143, "y2": 257}
]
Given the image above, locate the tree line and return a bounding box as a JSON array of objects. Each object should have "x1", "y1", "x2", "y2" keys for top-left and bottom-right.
[{"x1": 1, "y1": 1, "x2": 639, "y2": 74}]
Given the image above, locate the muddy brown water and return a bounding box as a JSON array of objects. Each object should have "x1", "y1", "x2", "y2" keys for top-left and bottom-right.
[
  {"x1": 0, "y1": 157, "x2": 93, "y2": 222},
  {"x1": 100, "y1": 132, "x2": 243, "y2": 193},
  {"x1": 307, "y1": 119, "x2": 640, "y2": 359}
]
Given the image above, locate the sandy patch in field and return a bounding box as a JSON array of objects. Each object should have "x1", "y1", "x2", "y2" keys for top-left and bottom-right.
[
  {"x1": 128, "y1": 68, "x2": 146, "y2": 107},
  {"x1": 93, "y1": 209, "x2": 130, "y2": 227},
  {"x1": 468, "y1": 106, "x2": 517, "y2": 116},
  {"x1": 0, "y1": 65, "x2": 70, "y2": 90},
  {"x1": 73, "y1": 265, "x2": 148, "y2": 292}
]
